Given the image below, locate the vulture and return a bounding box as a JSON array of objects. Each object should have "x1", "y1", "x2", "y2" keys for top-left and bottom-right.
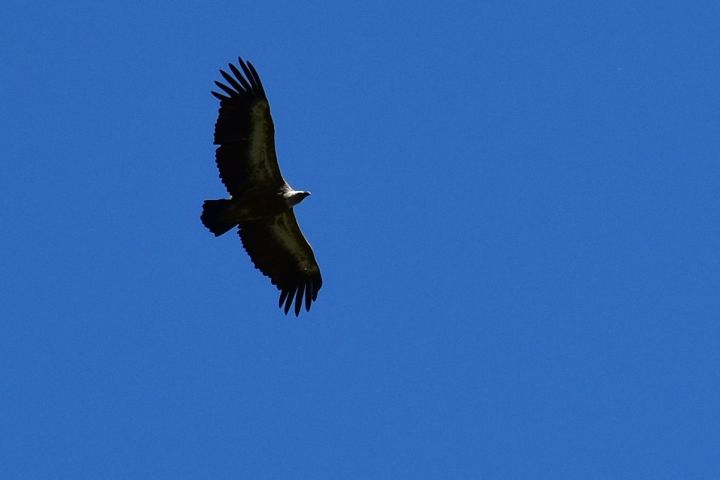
[{"x1": 200, "y1": 57, "x2": 322, "y2": 316}]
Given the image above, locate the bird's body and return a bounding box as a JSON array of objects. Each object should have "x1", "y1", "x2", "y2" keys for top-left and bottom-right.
[
  {"x1": 204, "y1": 187, "x2": 309, "y2": 225},
  {"x1": 201, "y1": 57, "x2": 322, "y2": 316}
]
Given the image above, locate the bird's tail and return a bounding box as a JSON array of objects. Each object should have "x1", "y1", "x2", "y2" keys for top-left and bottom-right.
[{"x1": 201, "y1": 199, "x2": 236, "y2": 236}]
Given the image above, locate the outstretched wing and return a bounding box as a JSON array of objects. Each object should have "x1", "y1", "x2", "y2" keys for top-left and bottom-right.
[
  {"x1": 238, "y1": 211, "x2": 322, "y2": 316},
  {"x1": 212, "y1": 58, "x2": 286, "y2": 196}
]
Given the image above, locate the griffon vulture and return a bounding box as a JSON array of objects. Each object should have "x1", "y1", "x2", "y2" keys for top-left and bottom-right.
[{"x1": 201, "y1": 57, "x2": 322, "y2": 316}]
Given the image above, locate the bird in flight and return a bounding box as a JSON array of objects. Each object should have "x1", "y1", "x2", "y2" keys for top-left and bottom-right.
[{"x1": 201, "y1": 57, "x2": 322, "y2": 316}]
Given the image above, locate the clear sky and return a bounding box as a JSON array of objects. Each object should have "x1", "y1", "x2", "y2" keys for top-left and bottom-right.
[{"x1": 2, "y1": 1, "x2": 719, "y2": 478}]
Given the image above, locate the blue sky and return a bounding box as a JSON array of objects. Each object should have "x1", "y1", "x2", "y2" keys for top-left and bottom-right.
[{"x1": 2, "y1": 1, "x2": 719, "y2": 478}]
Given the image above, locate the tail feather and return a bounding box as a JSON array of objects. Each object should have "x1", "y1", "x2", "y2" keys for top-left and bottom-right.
[{"x1": 201, "y1": 199, "x2": 236, "y2": 236}]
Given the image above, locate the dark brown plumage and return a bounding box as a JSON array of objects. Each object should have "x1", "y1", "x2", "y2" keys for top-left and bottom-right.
[{"x1": 201, "y1": 57, "x2": 322, "y2": 316}]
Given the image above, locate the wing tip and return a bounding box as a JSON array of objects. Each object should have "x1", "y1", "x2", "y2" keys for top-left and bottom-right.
[
  {"x1": 278, "y1": 276, "x2": 321, "y2": 317},
  {"x1": 212, "y1": 56, "x2": 266, "y2": 103}
]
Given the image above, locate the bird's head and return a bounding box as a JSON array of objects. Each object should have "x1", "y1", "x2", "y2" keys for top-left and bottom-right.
[{"x1": 287, "y1": 190, "x2": 311, "y2": 206}]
